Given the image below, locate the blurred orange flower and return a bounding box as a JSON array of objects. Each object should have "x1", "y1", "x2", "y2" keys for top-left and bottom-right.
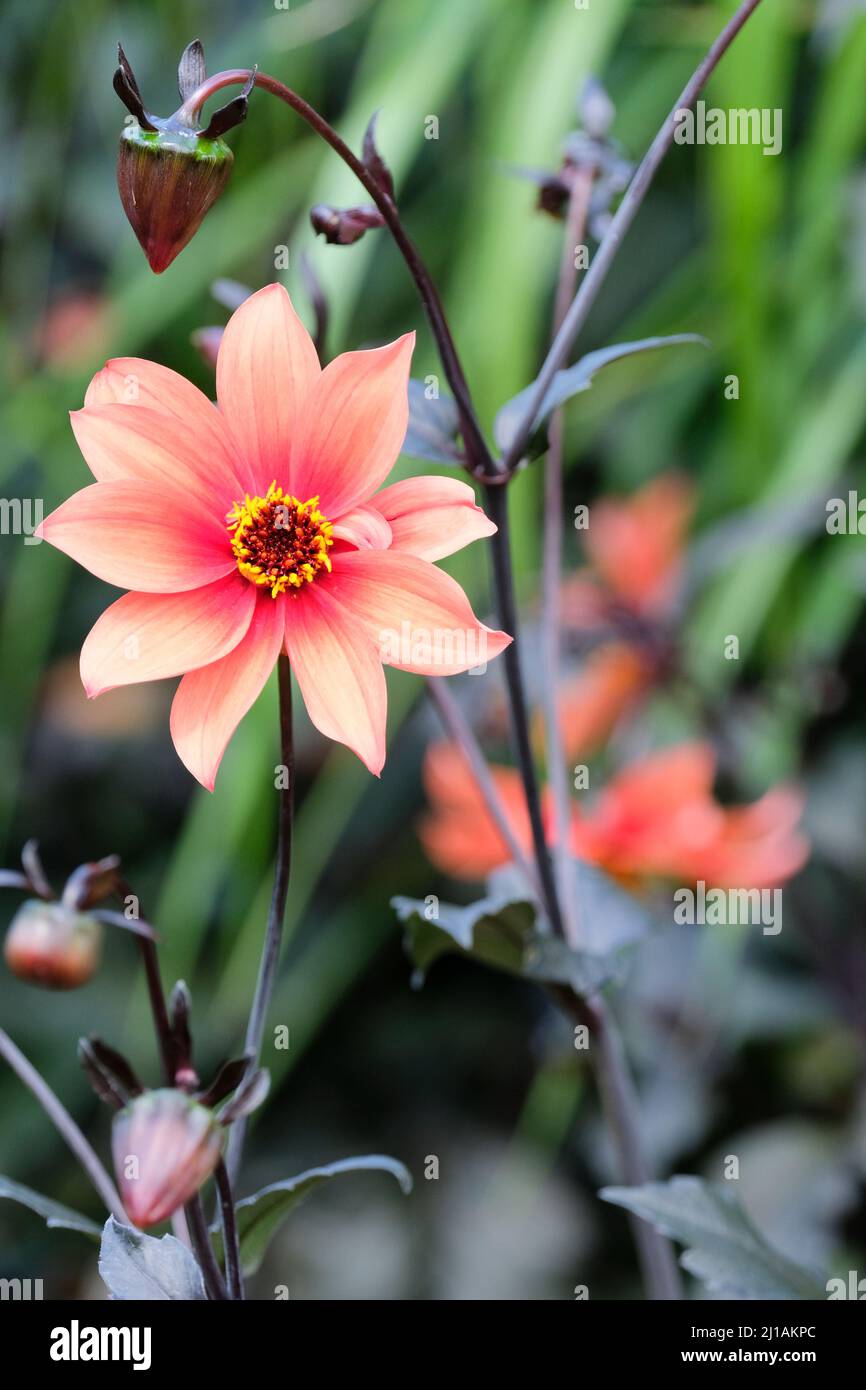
[
  {"x1": 562, "y1": 472, "x2": 693, "y2": 628},
  {"x1": 542, "y1": 641, "x2": 650, "y2": 761},
  {"x1": 420, "y1": 740, "x2": 808, "y2": 891}
]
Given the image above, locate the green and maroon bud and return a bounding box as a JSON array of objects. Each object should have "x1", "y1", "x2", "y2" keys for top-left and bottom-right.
[
  {"x1": 3, "y1": 899, "x2": 102, "y2": 990},
  {"x1": 112, "y1": 1088, "x2": 222, "y2": 1228},
  {"x1": 113, "y1": 41, "x2": 254, "y2": 274}
]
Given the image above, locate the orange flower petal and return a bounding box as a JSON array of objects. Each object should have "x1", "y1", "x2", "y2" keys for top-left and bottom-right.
[
  {"x1": 284, "y1": 583, "x2": 387, "y2": 775},
  {"x1": 216, "y1": 284, "x2": 321, "y2": 494},
  {"x1": 420, "y1": 743, "x2": 532, "y2": 879},
  {"x1": 327, "y1": 549, "x2": 511, "y2": 676},
  {"x1": 37, "y1": 480, "x2": 235, "y2": 593},
  {"x1": 584, "y1": 473, "x2": 693, "y2": 616},
  {"x1": 331, "y1": 505, "x2": 393, "y2": 551},
  {"x1": 291, "y1": 335, "x2": 415, "y2": 517},
  {"x1": 80, "y1": 575, "x2": 256, "y2": 696},
  {"x1": 371, "y1": 475, "x2": 496, "y2": 561},
  {"x1": 71, "y1": 402, "x2": 248, "y2": 509},
  {"x1": 169, "y1": 597, "x2": 286, "y2": 790}
]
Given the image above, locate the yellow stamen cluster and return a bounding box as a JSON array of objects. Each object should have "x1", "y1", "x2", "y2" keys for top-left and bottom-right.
[{"x1": 227, "y1": 483, "x2": 334, "y2": 597}]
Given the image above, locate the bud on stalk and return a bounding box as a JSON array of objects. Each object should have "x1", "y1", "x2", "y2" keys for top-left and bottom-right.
[
  {"x1": 112, "y1": 1088, "x2": 223, "y2": 1228},
  {"x1": 113, "y1": 41, "x2": 254, "y2": 274},
  {"x1": 4, "y1": 900, "x2": 102, "y2": 989}
]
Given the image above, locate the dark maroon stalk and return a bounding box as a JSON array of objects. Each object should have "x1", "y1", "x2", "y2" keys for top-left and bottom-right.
[
  {"x1": 225, "y1": 652, "x2": 294, "y2": 1188},
  {"x1": 484, "y1": 484, "x2": 567, "y2": 939},
  {"x1": 215, "y1": 1159, "x2": 244, "y2": 1300},
  {"x1": 541, "y1": 168, "x2": 595, "y2": 940}
]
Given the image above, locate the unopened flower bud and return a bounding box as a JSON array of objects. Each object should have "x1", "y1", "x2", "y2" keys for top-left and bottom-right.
[
  {"x1": 3, "y1": 900, "x2": 102, "y2": 990},
  {"x1": 113, "y1": 42, "x2": 254, "y2": 274},
  {"x1": 112, "y1": 1088, "x2": 222, "y2": 1228},
  {"x1": 117, "y1": 124, "x2": 234, "y2": 274},
  {"x1": 310, "y1": 203, "x2": 385, "y2": 246}
]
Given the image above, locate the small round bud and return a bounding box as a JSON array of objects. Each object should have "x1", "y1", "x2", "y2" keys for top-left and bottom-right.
[
  {"x1": 112, "y1": 1089, "x2": 222, "y2": 1228},
  {"x1": 4, "y1": 899, "x2": 102, "y2": 990}
]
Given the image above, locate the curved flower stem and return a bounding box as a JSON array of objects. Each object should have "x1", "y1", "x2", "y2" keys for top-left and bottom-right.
[
  {"x1": 541, "y1": 168, "x2": 595, "y2": 945},
  {"x1": 0, "y1": 1025, "x2": 126, "y2": 1221},
  {"x1": 225, "y1": 652, "x2": 294, "y2": 1188},
  {"x1": 183, "y1": 69, "x2": 495, "y2": 478},
  {"x1": 215, "y1": 1159, "x2": 244, "y2": 1300},
  {"x1": 501, "y1": 0, "x2": 766, "y2": 474}
]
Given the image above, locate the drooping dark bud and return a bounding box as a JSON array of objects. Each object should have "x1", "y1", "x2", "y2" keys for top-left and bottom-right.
[
  {"x1": 112, "y1": 1088, "x2": 223, "y2": 1228},
  {"x1": 197, "y1": 1053, "x2": 253, "y2": 1110},
  {"x1": 79, "y1": 1036, "x2": 143, "y2": 1109},
  {"x1": 4, "y1": 900, "x2": 102, "y2": 990},
  {"x1": 113, "y1": 43, "x2": 254, "y2": 273},
  {"x1": 361, "y1": 111, "x2": 395, "y2": 200},
  {"x1": 310, "y1": 203, "x2": 385, "y2": 246},
  {"x1": 169, "y1": 979, "x2": 198, "y2": 1089},
  {"x1": 61, "y1": 854, "x2": 121, "y2": 911}
]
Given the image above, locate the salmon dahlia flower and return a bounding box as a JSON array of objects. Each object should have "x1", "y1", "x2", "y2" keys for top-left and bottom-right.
[
  {"x1": 37, "y1": 285, "x2": 509, "y2": 788},
  {"x1": 421, "y1": 741, "x2": 809, "y2": 890}
]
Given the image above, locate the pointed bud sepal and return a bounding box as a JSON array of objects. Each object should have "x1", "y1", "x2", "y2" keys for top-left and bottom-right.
[
  {"x1": 4, "y1": 900, "x2": 102, "y2": 990},
  {"x1": 112, "y1": 1088, "x2": 223, "y2": 1228}
]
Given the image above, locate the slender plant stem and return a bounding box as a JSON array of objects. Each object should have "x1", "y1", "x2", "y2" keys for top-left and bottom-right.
[
  {"x1": 425, "y1": 677, "x2": 540, "y2": 896},
  {"x1": 540, "y1": 167, "x2": 595, "y2": 945},
  {"x1": 226, "y1": 652, "x2": 294, "y2": 1188},
  {"x1": 484, "y1": 484, "x2": 567, "y2": 939},
  {"x1": 185, "y1": 1187, "x2": 229, "y2": 1300},
  {"x1": 501, "y1": 0, "x2": 766, "y2": 473},
  {"x1": 589, "y1": 997, "x2": 682, "y2": 1299},
  {"x1": 0, "y1": 1025, "x2": 126, "y2": 1220},
  {"x1": 183, "y1": 69, "x2": 494, "y2": 478},
  {"x1": 215, "y1": 1159, "x2": 244, "y2": 1300},
  {"x1": 116, "y1": 879, "x2": 175, "y2": 1083}
]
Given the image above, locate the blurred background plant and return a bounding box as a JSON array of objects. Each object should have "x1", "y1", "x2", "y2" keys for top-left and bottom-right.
[{"x1": 1, "y1": 0, "x2": 866, "y2": 1299}]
